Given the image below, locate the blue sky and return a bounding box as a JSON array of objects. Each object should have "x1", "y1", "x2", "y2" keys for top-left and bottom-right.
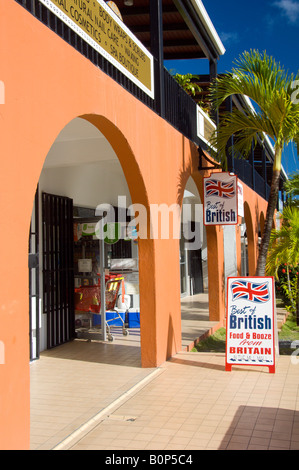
[{"x1": 164, "y1": 0, "x2": 299, "y2": 176}]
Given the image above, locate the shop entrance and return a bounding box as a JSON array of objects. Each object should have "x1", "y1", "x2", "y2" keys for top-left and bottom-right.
[
  {"x1": 73, "y1": 205, "x2": 138, "y2": 342},
  {"x1": 29, "y1": 188, "x2": 40, "y2": 361},
  {"x1": 180, "y1": 177, "x2": 207, "y2": 297},
  {"x1": 180, "y1": 176, "x2": 209, "y2": 349},
  {"x1": 42, "y1": 192, "x2": 75, "y2": 349},
  {"x1": 29, "y1": 117, "x2": 141, "y2": 357}
]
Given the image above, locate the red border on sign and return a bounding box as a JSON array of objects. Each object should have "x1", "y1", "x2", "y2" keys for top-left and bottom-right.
[
  {"x1": 225, "y1": 276, "x2": 276, "y2": 374},
  {"x1": 203, "y1": 172, "x2": 238, "y2": 227}
]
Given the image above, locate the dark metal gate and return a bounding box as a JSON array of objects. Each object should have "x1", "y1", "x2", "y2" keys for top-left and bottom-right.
[
  {"x1": 42, "y1": 192, "x2": 75, "y2": 349},
  {"x1": 29, "y1": 187, "x2": 40, "y2": 360}
]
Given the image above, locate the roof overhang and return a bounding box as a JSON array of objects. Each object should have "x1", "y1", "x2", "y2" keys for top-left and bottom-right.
[
  {"x1": 189, "y1": 0, "x2": 226, "y2": 57},
  {"x1": 110, "y1": 0, "x2": 225, "y2": 61}
]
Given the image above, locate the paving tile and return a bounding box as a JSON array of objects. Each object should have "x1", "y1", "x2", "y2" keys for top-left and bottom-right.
[
  {"x1": 269, "y1": 438, "x2": 290, "y2": 449},
  {"x1": 247, "y1": 444, "x2": 268, "y2": 450},
  {"x1": 29, "y1": 326, "x2": 299, "y2": 451}
]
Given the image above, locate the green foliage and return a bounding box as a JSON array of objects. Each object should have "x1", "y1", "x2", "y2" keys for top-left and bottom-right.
[
  {"x1": 172, "y1": 73, "x2": 202, "y2": 97},
  {"x1": 284, "y1": 172, "x2": 299, "y2": 207},
  {"x1": 208, "y1": 49, "x2": 299, "y2": 168},
  {"x1": 267, "y1": 204, "x2": 299, "y2": 317},
  {"x1": 192, "y1": 328, "x2": 226, "y2": 353},
  {"x1": 278, "y1": 313, "x2": 299, "y2": 355},
  {"x1": 275, "y1": 264, "x2": 299, "y2": 314},
  {"x1": 266, "y1": 205, "x2": 299, "y2": 277},
  {"x1": 206, "y1": 50, "x2": 299, "y2": 276},
  {"x1": 279, "y1": 313, "x2": 299, "y2": 338}
]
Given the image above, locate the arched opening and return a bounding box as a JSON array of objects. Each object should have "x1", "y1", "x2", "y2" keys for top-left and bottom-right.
[
  {"x1": 179, "y1": 176, "x2": 210, "y2": 349},
  {"x1": 29, "y1": 116, "x2": 147, "y2": 361},
  {"x1": 244, "y1": 202, "x2": 256, "y2": 275},
  {"x1": 240, "y1": 212, "x2": 249, "y2": 276},
  {"x1": 180, "y1": 177, "x2": 206, "y2": 296}
]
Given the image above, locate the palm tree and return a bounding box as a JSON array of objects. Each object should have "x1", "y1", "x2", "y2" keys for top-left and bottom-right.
[
  {"x1": 209, "y1": 50, "x2": 299, "y2": 275},
  {"x1": 266, "y1": 205, "x2": 299, "y2": 323},
  {"x1": 284, "y1": 171, "x2": 299, "y2": 206}
]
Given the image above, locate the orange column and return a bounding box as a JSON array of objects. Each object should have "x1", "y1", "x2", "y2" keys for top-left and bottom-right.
[
  {"x1": 206, "y1": 225, "x2": 225, "y2": 323},
  {"x1": 244, "y1": 203, "x2": 258, "y2": 276},
  {"x1": 139, "y1": 237, "x2": 182, "y2": 367}
]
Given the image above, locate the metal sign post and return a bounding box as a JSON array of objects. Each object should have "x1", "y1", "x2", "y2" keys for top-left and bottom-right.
[{"x1": 99, "y1": 237, "x2": 106, "y2": 341}]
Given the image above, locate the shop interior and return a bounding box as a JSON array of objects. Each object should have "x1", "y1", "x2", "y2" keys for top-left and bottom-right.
[
  {"x1": 73, "y1": 207, "x2": 140, "y2": 342},
  {"x1": 29, "y1": 117, "x2": 208, "y2": 360}
]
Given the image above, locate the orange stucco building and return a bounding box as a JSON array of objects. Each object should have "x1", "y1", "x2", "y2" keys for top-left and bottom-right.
[{"x1": 0, "y1": 0, "x2": 285, "y2": 450}]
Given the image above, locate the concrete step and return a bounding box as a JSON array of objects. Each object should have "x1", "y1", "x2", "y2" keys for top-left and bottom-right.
[{"x1": 276, "y1": 307, "x2": 290, "y2": 332}]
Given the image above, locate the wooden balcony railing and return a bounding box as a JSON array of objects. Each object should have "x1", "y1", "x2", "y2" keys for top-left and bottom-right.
[{"x1": 15, "y1": 0, "x2": 272, "y2": 201}]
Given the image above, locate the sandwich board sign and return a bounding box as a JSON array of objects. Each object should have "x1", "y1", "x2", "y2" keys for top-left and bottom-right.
[
  {"x1": 203, "y1": 172, "x2": 238, "y2": 226},
  {"x1": 225, "y1": 276, "x2": 276, "y2": 373}
]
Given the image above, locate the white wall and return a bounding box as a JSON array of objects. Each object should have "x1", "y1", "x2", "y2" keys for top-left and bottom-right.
[
  {"x1": 223, "y1": 225, "x2": 237, "y2": 280},
  {"x1": 35, "y1": 118, "x2": 135, "y2": 352},
  {"x1": 39, "y1": 160, "x2": 132, "y2": 209}
]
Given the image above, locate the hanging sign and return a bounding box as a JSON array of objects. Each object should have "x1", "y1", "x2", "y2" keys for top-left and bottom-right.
[
  {"x1": 237, "y1": 181, "x2": 244, "y2": 217},
  {"x1": 225, "y1": 276, "x2": 276, "y2": 373},
  {"x1": 203, "y1": 172, "x2": 238, "y2": 225},
  {"x1": 39, "y1": 0, "x2": 154, "y2": 98}
]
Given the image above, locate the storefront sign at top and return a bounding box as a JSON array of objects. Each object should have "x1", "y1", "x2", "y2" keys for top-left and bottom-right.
[
  {"x1": 39, "y1": 0, "x2": 154, "y2": 98},
  {"x1": 203, "y1": 172, "x2": 238, "y2": 226}
]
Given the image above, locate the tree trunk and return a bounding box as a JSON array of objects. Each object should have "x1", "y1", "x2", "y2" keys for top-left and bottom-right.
[
  {"x1": 286, "y1": 264, "x2": 295, "y2": 311},
  {"x1": 255, "y1": 169, "x2": 281, "y2": 276},
  {"x1": 297, "y1": 273, "x2": 299, "y2": 326}
]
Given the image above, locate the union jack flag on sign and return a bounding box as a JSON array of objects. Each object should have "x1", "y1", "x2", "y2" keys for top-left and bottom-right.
[
  {"x1": 205, "y1": 178, "x2": 235, "y2": 199},
  {"x1": 231, "y1": 280, "x2": 270, "y2": 303}
]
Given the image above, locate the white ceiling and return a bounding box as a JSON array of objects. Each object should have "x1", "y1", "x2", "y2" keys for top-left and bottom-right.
[
  {"x1": 43, "y1": 117, "x2": 118, "y2": 168},
  {"x1": 42, "y1": 117, "x2": 202, "y2": 203}
]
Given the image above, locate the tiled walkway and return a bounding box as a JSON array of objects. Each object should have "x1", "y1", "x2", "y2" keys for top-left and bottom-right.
[
  {"x1": 30, "y1": 295, "x2": 299, "y2": 451},
  {"x1": 69, "y1": 353, "x2": 299, "y2": 451},
  {"x1": 181, "y1": 293, "x2": 219, "y2": 350},
  {"x1": 31, "y1": 343, "x2": 299, "y2": 451},
  {"x1": 30, "y1": 329, "x2": 149, "y2": 450}
]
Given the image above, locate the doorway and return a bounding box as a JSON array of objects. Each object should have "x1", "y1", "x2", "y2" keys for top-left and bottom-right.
[
  {"x1": 180, "y1": 177, "x2": 206, "y2": 297},
  {"x1": 29, "y1": 188, "x2": 40, "y2": 360},
  {"x1": 42, "y1": 192, "x2": 75, "y2": 349},
  {"x1": 29, "y1": 117, "x2": 141, "y2": 357}
]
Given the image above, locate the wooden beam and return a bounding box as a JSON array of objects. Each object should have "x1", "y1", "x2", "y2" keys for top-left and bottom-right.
[
  {"x1": 121, "y1": 4, "x2": 177, "y2": 17},
  {"x1": 164, "y1": 51, "x2": 206, "y2": 60},
  {"x1": 130, "y1": 22, "x2": 189, "y2": 34}
]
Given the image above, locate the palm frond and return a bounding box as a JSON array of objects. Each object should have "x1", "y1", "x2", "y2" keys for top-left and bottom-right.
[
  {"x1": 285, "y1": 173, "x2": 299, "y2": 198},
  {"x1": 266, "y1": 206, "x2": 299, "y2": 276},
  {"x1": 208, "y1": 49, "x2": 299, "y2": 173},
  {"x1": 209, "y1": 50, "x2": 298, "y2": 120},
  {"x1": 209, "y1": 107, "x2": 276, "y2": 163}
]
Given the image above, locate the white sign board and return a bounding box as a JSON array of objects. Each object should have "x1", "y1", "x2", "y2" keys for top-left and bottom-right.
[
  {"x1": 78, "y1": 258, "x2": 92, "y2": 273},
  {"x1": 226, "y1": 276, "x2": 276, "y2": 373},
  {"x1": 237, "y1": 181, "x2": 244, "y2": 217},
  {"x1": 203, "y1": 172, "x2": 238, "y2": 226}
]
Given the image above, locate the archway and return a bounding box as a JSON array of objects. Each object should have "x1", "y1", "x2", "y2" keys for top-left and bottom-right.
[
  {"x1": 244, "y1": 201, "x2": 257, "y2": 276},
  {"x1": 180, "y1": 176, "x2": 206, "y2": 297},
  {"x1": 29, "y1": 115, "x2": 151, "y2": 362},
  {"x1": 179, "y1": 176, "x2": 211, "y2": 349},
  {"x1": 240, "y1": 214, "x2": 249, "y2": 276}
]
